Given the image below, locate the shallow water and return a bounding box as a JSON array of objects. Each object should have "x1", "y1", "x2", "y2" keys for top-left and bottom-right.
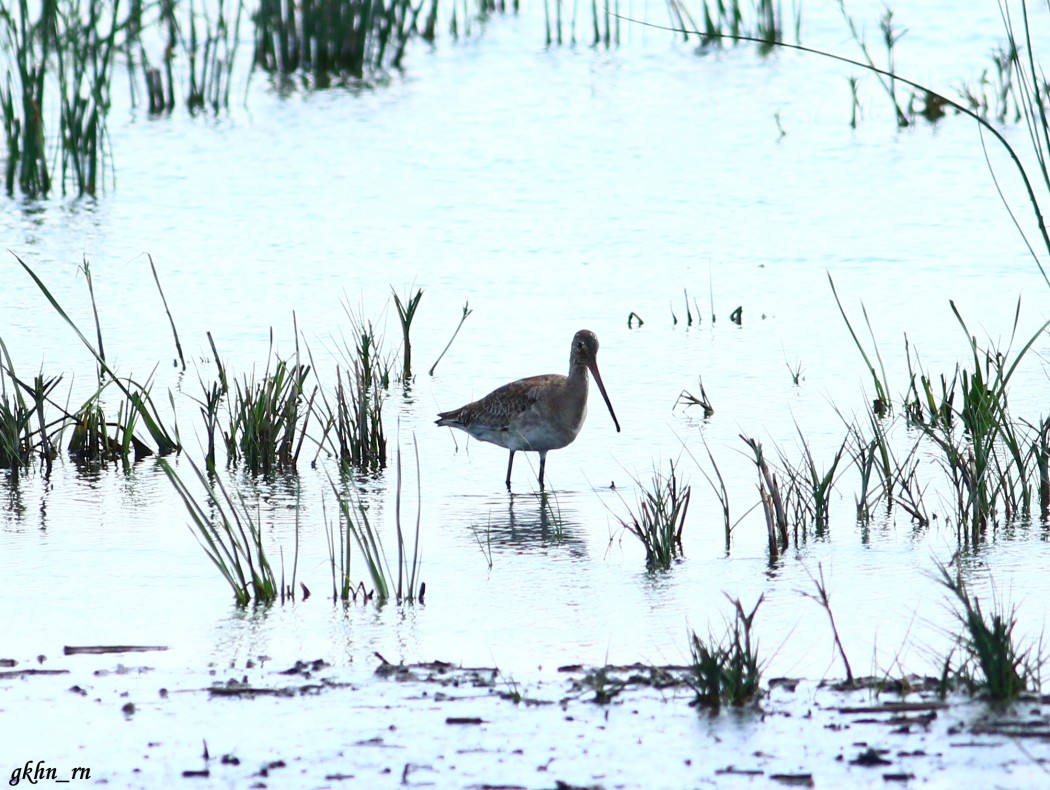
[{"x1": 2, "y1": 0, "x2": 1050, "y2": 785}]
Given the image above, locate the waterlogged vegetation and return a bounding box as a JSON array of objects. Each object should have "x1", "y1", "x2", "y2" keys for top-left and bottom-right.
[
  {"x1": 3, "y1": 241, "x2": 1047, "y2": 707},
  {"x1": 5, "y1": 0, "x2": 1050, "y2": 785},
  {"x1": 4, "y1": 0, "x2": 1050, "y2": 197}
]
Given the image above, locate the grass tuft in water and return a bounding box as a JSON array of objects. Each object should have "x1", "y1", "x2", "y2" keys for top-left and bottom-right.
[
  {"x1": 161, "y1": 457, "x2": 279, "y2": 607},
  {"x1": 328, "y1": 434, "x2": 423, "y2": 603},
  {"x1": 618, "y1": 460, "x2": 690, "y2": 570},
  {"x1": 905, "y1": 301, "x2": 1050, "y2": 540},
  {"x1": 933, "y1": 556, "x2": 1042, "y2": 702},
  {"x1": 319, "y1": 311, "x2": 389, "y2": 470},
  {"x1": 696, "y1": 0, "x2": 799, "y2": 54},
  {"x1": 688, "y1": 595, "x2": 764, "y2": 711},
  {"x1": 0, "y1": 0, "x2": 121, "y2": 196},
  {"x1": 0, "y1": 340, "x2": 37, "y2": 475},
  {"x1": 780, "y1": 425, "x2": 846, "y2": 536},
  {"x1": 16, "y1": 254, "x2": 180, "y2": 455},
  {"x1": 252, "y1": 0, "x2": 436, "y2": 80},
  {"x1": 392, "y1": 287, "x2": 423, "y2": 382},
  {"x1": 226, "y1": 325, "x2": 314, "y2": 476}
]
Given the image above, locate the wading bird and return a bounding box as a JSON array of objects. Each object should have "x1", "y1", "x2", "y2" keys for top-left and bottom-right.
[{"x1": 436, "y1": 329, "x2": 621, "y2": 490}]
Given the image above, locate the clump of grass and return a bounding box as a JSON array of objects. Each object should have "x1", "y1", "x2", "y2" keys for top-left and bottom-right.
[
  {"x1": 0, "y1": 0, "x2": 120, "y2": 196},
  {"x1": 328, "y1": 435, "x2": 423, "y2": 603},
  {"x1": 934, "y1": 556, "x2": 1042, "y2": 701},
  {"x1": 618, "y1": 460, "x2": 690, "y2": 570},
  {"x1": 252, "y1": 0, "x2": 436, "y2": 80},
  {"x1": 226, "y1": 326, "x2": 315, "y2": 476},
  {"x1": 317, "y1": 312, "x2": 389, "y2": 470},
  {"x1": 227, "y1": 358, "x2": 312, "y2": 474},
  {"x1": 0, "y1": 343, "x2": 36, "y2": 475},
  {"x1": 695, "y1": 0, "x2": 799, "y2": 53},
  {"x1": 67, "y1": 391, "x2": 121, "y2": 463},
  {"x1": 324, "y1": 493, "x2": 372, "y2": 603},
  {"x1": 0, "y1": 341, "x2": 65, "y2": 475},
  {"x1": 688, "y1": 595, "x2": 765, "y2": 711},
  {"x1": 777, "y1": 426, "x2": 846, "y2": 536},
  {"x1": 906, "y1": 301, "x2": 1049, "y2": 541},
  {"x1": 16, "y1": 254, "x2": 180, "y2": 455},
  {"x1": 161, "y1": 457, "x2": 280, "y2": 606}
]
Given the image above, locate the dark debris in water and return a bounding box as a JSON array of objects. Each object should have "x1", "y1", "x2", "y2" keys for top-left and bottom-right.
[
  {"x1": 208, "y1": 673, "x2": 353, "y2": 699},
  {"x1": 19, "y1": 650, "x2": 1048, "y2": 786},
  {"x1": 278, "y1": 658, "x2": 329, "y2": 677},
  {"x1": 64, "y1": 644, "x2": 169, "y2": 655},
  {"x1": 770, "y1": 774, "x2": 815, "y2": 787},
  {"x1": 0, "y1": 667, "x2": 70, "y2": 680},
  {"x1": 848, "y1": 747, "x2": 894, "y2": 766},
  {"x1": 373, "y1": 653, "x2": 500, "y2": 689},
  {"x1": 559, "y1": 661, "x2": 697, "y2": 705}
]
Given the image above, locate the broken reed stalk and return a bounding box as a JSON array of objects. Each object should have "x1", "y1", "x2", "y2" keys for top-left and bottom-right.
[
  {"x1": 740, "y1": 435, "x2": 787, "y2": 559},
  {"x1": 835, "y1": 1, "x2": 909, "y2": 127},
  {"x1": 801, "y1": 563, "x2": 854, "y2": 686},
  {"x1": 148, "y1": 254, "x2": 185, "y2": 370},
  {"x1": 190, "y1": 331, "x2": 228, "y2": 471},
  {"x1": 80, "y1": 257, "x2": 107, "y2": 384},
  {"x1": 675, "y1": 376, "x2": 714, "y2": 417},
  {"x1": 278, "y1": 482, "x2": 305, "y2": 603},
  {"x1": 684, "y1": 437, "x2": 735, "y2": 554},
  {"x1": 429, "y1": 301, "x2": 473, "y2": 376},
  {"x1": 828, "y1": 275, "x2": 891, "y2": 415}
]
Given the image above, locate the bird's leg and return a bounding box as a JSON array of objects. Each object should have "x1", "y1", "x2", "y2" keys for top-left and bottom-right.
[
  {"x1": 538, "y1": 450, "x2": 547, "y2": 491},
  {"x1": 505, "y1": 450, "x2": 515, "y2": 490}
]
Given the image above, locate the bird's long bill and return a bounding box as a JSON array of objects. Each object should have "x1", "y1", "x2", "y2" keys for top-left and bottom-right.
[{"x1": 587, "y1": 360, "x2": 621, "y2": 433}]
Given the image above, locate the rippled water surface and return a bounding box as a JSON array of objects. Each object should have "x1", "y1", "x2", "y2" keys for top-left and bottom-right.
[{"x1": 3, "y1": 1, "x2": 1050, "y2": 785}]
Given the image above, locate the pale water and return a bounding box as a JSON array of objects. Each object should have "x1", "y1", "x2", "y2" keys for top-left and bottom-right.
[{"x1": 2, "y1": 1, "x2": 1050, "y2": 787}]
